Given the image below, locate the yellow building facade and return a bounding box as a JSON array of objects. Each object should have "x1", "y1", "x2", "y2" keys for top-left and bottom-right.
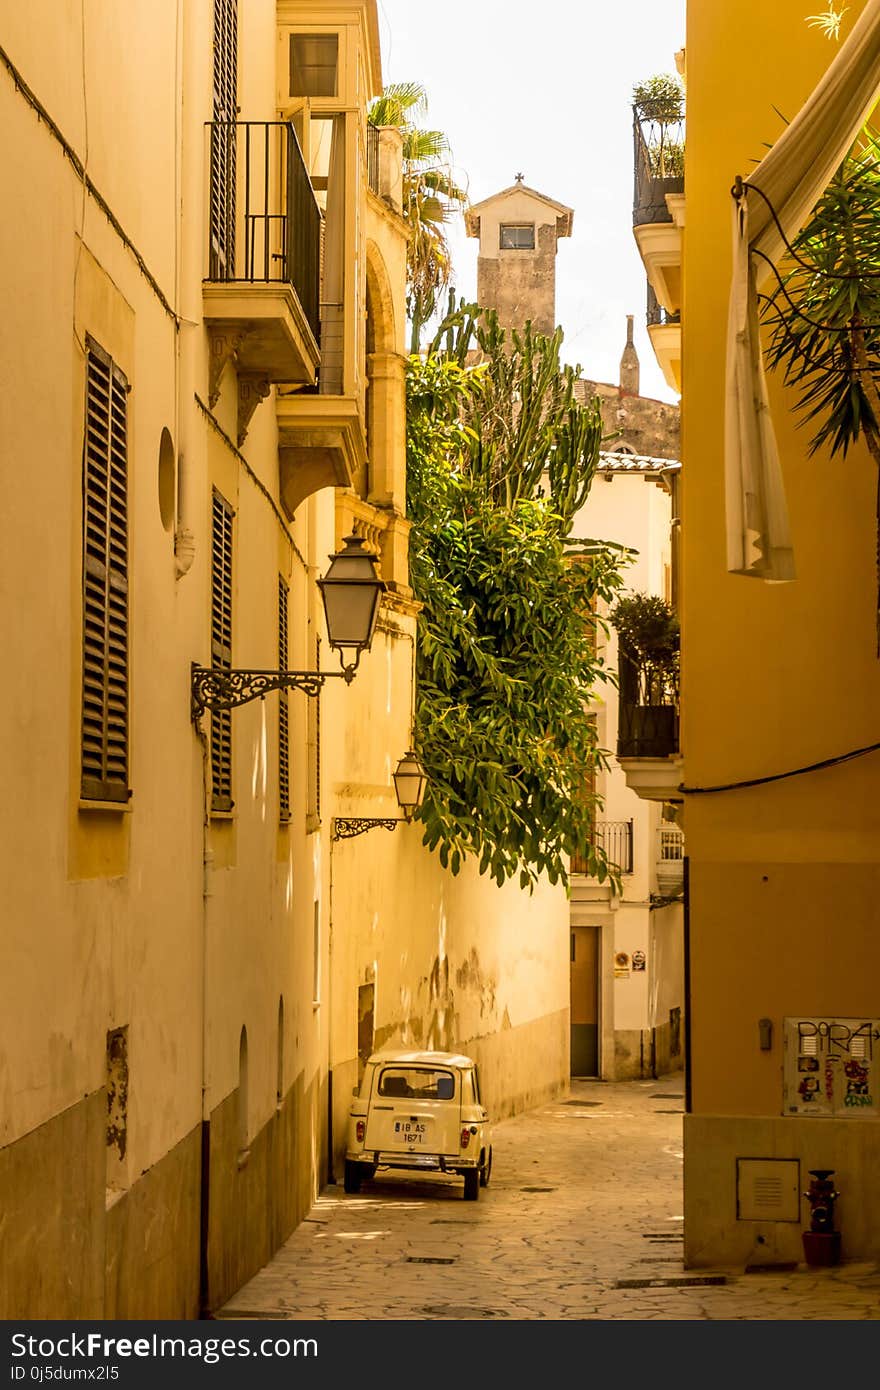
[
  {"x1": 678, "y1": 0, "x2": 880, "y2": 1265},
  {"x1": 0, "y1": 0, "x2": 571, "y2": 1318}
]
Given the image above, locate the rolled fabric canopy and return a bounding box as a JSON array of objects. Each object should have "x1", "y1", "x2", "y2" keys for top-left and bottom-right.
[{"x1": 725, "y1": 0, "x2": 880, "y2": 580}]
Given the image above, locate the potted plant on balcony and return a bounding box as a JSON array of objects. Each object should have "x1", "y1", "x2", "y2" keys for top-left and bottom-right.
[
  {"x1": 609, "y1": 593, "x2": 680, "y2": 758},
  {"x1": 632, "y1": 74, "x2": 685, "y2": 180}
]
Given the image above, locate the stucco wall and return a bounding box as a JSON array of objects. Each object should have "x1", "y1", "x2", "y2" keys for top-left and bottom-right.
[
  {"x1": 328, "y1": 827, "x2": 571, "y2": 1173},
  {"x1": 682, "y1": 0, "x2": 880, "y2": 1263}
]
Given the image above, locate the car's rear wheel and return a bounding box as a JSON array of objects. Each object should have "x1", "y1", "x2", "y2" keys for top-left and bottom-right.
[
  {"x1": 343, "y1": 1160, "x2": 362, "y2": 1194},
  {"x1": 463, "y1": 1168, "x2": 480, "y2": 1201},
  {"x1": 479, "y1": 1146, "x2": 492, "y2": 1188}
]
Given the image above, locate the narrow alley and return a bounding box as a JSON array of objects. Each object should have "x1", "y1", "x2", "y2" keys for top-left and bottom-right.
[{"x1": 216, "y1": 1076, "x2": 880, "y2": 1321}]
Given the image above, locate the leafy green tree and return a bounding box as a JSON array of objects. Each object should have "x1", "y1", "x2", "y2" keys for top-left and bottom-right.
[
  {"x1": 761, "y1": 128, "x2": 880, "y2": 649},
  {"x1": 407, "y1": 306, "x2": 628, "y2": 890},
  {"x1": 368, "y1": 82, "x2": 468, "y2": 352}
]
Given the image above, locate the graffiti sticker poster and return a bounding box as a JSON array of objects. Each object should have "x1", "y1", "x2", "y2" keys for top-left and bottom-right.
[{"x1": 783, "y1": 1017, "x2": 880, "y2": 1118}]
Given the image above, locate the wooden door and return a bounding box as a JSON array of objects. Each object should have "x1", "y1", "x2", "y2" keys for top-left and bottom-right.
[{"x1": 570, "y1": 925, "x2": 599, "y2": 1076}]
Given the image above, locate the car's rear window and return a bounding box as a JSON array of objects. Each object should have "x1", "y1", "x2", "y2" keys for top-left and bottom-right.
[{"x1": 377, "y1": 1068, "x2": 456, "y2": 1100}]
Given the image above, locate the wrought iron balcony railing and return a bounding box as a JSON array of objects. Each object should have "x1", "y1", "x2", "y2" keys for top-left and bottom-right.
[
  {"x1": 618, "y1": 702, "x2": 679, "y2": 759},
  {"x1": 366, "y1": 121, "x2": 380, "y2": 196},
  {"x1": 655, "y1": 825, "x2": 685, "y2": 895},
  {"x1": 616, "y1": 648, "x2": 679, "y2": 760},
  {"x1": 647, "y1": 282, "x2": 681, "y2": 328},
  {"x1": 207, "y1": 119, "x2": 321, "y2": 341},
  {"x1": 658, "y1": 826, "x2": 685, "y2": 862},
  {"x1": 571, "y1": 819, "x2": 634, "y2": 877},
  {"x1": 633, "y1": 105, "x2": 685, "y2": 228}
]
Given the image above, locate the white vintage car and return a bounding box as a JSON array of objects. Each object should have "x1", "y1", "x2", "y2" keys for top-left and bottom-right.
[{"x1": 344, "y1": 1049, "x2": 493, "y2": 1201}]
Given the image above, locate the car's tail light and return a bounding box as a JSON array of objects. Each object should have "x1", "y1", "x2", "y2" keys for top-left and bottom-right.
[
  {"x1": 460, "y1": 1127, "x2": 471, "y2": 1149},
  {"x1": 356, "y1": 1120, "x2": 366, "y2": 1143}
]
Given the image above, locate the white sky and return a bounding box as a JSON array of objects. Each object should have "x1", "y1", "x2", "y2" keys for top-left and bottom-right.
[{"x1": 375, "y1": 0, "x2": 686, "y2": 403}]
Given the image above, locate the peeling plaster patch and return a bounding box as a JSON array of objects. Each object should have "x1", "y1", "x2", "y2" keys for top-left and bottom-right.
[
  {"x1": 455, "y1": 948, "x2": 497, "y2": 1019},
  {"x1": 106, "y1": 1027, "x2": 128, "y2": 1164},
  {"x1": 426, "y1": 929, "x2": 457, "y2": 1051},
  {"x1": 373, "y1": 1022, "x2": 401, "y2": 1052}
]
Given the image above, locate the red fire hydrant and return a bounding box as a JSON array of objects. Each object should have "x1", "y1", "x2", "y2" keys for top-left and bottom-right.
[{"x1": 802, "y1": 1168, "x2": 841, "y2": 1266}]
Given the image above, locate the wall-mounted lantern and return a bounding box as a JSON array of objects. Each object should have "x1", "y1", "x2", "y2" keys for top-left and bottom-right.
[
  {"x1": 191, "y1": 535, "x2": 385, "y2": 722},
  {"x1": 333, "y1": 750, "x2": 428, "y2": 840}
]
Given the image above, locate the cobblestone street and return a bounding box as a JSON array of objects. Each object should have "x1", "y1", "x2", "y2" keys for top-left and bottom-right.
[{"x1": 217, "y1": 1074, "x2": 880, "y2": 1321}]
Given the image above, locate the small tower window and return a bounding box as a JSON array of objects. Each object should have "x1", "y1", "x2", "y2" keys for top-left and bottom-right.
[{"x1": 500, "y1": 223, "x2": 535, "y2": 250}]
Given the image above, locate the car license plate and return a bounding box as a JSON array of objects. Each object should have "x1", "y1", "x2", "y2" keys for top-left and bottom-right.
[{"x1": 394, "y1": 1120, "x2": 427, "y2": 1144}]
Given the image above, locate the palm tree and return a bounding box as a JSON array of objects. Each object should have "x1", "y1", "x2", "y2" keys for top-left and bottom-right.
[
  {"x1": 761, "y1": 129, "x2": 880, "y2": 651},
  {"x1": 368, "y1": 82, "x2": 468, "y2": 353}
]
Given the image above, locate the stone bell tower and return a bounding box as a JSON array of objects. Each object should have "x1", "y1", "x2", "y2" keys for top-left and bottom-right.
[
  {"x1": 619, "y1": 314, "x2": 640, "y2": 396},
  {"x1": 464, "y1": 173, "x2": 574, "y2": 337}
]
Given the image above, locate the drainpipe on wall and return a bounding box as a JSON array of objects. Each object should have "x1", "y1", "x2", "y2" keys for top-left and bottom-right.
[{"x1": 327, "y1": 835, "x2": 336, "y2": 1186}]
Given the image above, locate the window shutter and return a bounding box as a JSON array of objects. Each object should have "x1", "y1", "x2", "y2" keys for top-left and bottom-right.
[
  {"x1": 81, "y1": 339, "x2": 129, "y2": 803},
  {"x1": 278, "y1": 576, "x2": 290, "y2": 822},
  {"x1": 209, "y1": 0, "x2": 238, "y2": 279},
  {"x1": 211, "y1": 490, "x2": 234, "y2": 810}
]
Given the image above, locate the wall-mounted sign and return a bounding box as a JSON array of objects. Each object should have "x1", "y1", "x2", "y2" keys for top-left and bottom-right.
[
  {"x1": 632, "y1": 949, "x2": 646, "y2": 972},
  {"x1": 783, "y1": 1017, "x2": 880, "y2": 1118},
  {"x1": 614, "y1": 951, "x2": 630, "y2": 979}
]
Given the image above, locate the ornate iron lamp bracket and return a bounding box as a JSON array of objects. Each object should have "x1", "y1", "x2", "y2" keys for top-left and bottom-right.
[
  {"x1": 191, "y1": 662, "x2": 352, "y2": 723},
  {"x1": 332, "y1": 817, "x2": 401, "y2": 840}
]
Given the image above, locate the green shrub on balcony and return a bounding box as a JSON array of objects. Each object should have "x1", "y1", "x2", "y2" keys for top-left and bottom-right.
[{"x1": 609, "y1": 593, "x2": 679, "y2": 706}]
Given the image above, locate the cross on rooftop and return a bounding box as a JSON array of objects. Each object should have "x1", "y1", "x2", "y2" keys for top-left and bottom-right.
[{"x1": 515, "y1": 172, "x2": 524, "y2": 183}]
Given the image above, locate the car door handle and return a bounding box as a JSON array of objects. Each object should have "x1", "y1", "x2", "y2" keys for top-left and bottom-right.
[{"x1": 373, "y1": 1104, "x2": 393, "y2": 1111}]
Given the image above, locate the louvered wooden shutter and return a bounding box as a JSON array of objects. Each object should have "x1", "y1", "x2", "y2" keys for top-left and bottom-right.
[
  {"x1": 81, "y1": 338, "x2": 129, "y2": 803},
  {"x1": 278, "y1": 576, "x2": 290, "y2": 822},
  {"x1": 209, "y1": 0, "x2": 238, "y2": 279},
  {"x1": 211, "y1": 490, "x2": 234, "y2": 811}
]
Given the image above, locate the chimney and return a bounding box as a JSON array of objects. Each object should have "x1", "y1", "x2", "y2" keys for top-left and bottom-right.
[{"x1": 619, "y1": 314, "x2": 640, "y2": 396}]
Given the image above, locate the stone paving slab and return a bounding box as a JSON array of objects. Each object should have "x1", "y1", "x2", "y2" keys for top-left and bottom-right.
[{"x1": 217, "y1": 1076, "x2": 880, "y2": 1321}]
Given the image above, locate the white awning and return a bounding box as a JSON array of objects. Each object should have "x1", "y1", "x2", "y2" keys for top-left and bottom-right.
[{"x1": 725, "y1": 0, "x2": 880, "y2": 580}]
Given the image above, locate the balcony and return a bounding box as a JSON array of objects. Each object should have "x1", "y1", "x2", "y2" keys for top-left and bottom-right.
[
  {"x1": 632, "y1": 104, "x2": 684, "y2": 227},
  {"x1": 203, "y1": 120, "x2": 321, "y2": 441},
  {"x1": 655, "y1": 825, "x2": 685, "y2": 896},
  {"x1": 647, "y1": 283, "x2": 681, "y2": 394},
  {"x1": 618, "y1": 701, "x2": 678, "y2": 759},
  {"x1": 632, "y1": 104, "x2": 684, "y2": 319},
  {"x1": 571, "y1": 820, "x2": 634, "y2": 878},
  {"x1": 616, "y1": 647, "x2": 683, "y2": 803}
]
